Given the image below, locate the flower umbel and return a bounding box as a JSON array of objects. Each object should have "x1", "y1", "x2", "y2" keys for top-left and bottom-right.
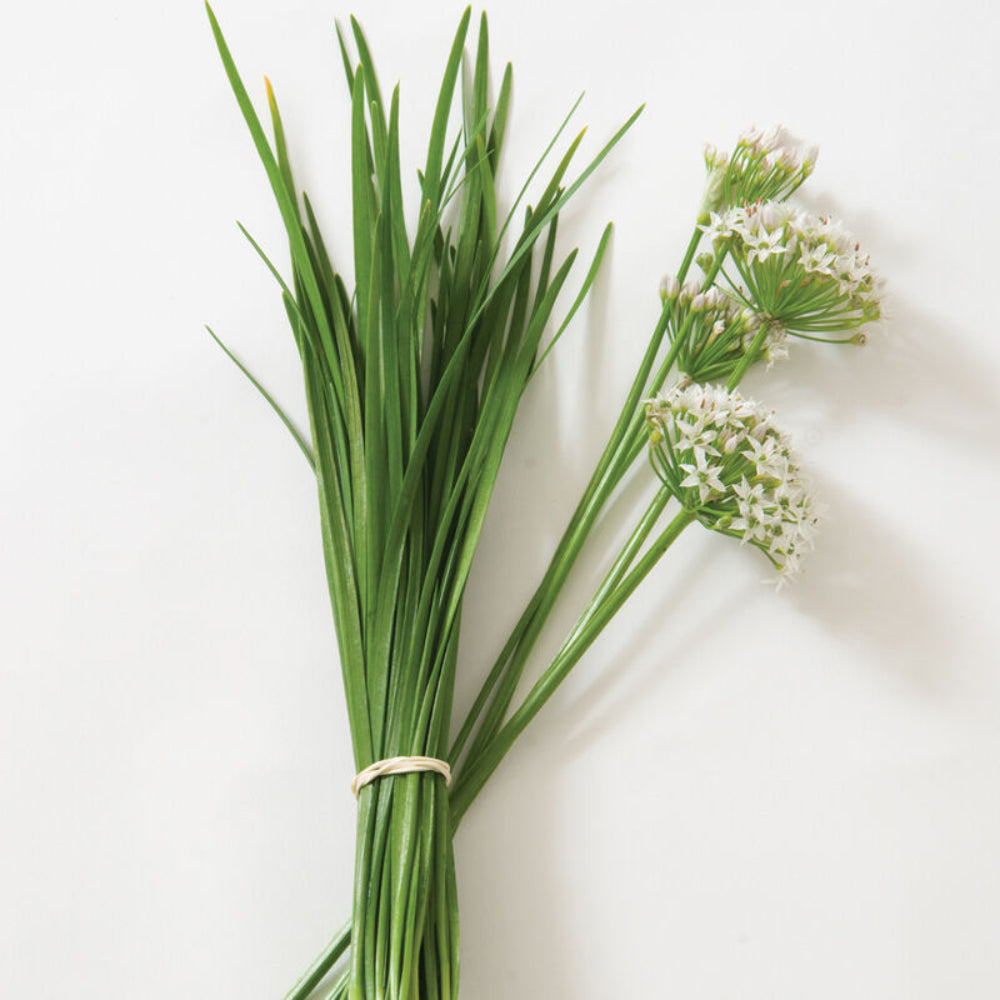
[
  {"x1": 660, "y1": 277, "x2": 788, "y2": 380},
  {"x1": 645, "y1": 383, "x2": 818, "y2": 580},
  {"x1": 702, "y1": 125, "x2": 818, "y2": 217},
  {"x1": 702, "y1": 201, "x2": 885, "y2": 340}
]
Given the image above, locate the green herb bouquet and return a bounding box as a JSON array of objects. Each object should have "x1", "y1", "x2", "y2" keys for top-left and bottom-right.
[{"x1": 205, "y1": 7, "x2": 884, "y2": 999}]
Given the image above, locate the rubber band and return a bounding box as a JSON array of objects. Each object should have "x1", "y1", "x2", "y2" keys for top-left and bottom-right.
[{"x1": 351, "y1": 755, "x2": 452, "y2": 799}]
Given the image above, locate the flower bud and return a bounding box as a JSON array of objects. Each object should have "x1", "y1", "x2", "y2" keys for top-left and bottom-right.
[
  {"x1": 659, "y1": 274, "x2": 680, "y2": 301},
  {"x1": 696, "y1": 251, "x2": 716, "y2": 273}
]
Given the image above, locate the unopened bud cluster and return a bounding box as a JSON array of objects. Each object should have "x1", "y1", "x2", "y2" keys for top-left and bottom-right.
[
  {"x1": 660, "y1": 276, "x2": 788, "y2": 379},
  {"x1": 702, "y1": 125, "x2": 817, "y2": 216}
]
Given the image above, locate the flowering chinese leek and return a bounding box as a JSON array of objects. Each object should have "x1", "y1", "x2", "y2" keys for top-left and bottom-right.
[
  {"x1": 206, "y1": 6, "x2": 637, "y2": 999},
  {"x1": 205, "y1": 8, "x2": 885, "y2": 999}
]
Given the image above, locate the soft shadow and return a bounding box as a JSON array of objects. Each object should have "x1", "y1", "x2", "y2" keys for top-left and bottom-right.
[
  {"x1": 783, "y1": 474, "x2": 951, "y2": 692},
  {"x1": 536, "y1": 522, "x2": 727, "y2": 752},
  {"x1": 759, "y1": 297, "x2": 999, "y2": 454},
  {"x1": 456, "y1": 767, "x2": 577, "y2": 1000},
  {"x1": 774, "y1": 197, "x2": 999, "y2": 447}
]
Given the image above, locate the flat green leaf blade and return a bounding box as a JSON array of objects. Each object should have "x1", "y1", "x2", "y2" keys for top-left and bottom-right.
[{"x1": 205, "y1": 325, "x2": 315, "y2": 468}]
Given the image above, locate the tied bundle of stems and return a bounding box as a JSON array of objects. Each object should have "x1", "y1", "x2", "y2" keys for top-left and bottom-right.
[
  {"x1": 206, "y1": 7, "x2": 884, "y2": 998},
  {"x1": 206, "y1": 6, "x2": 637, "y2": 999}
]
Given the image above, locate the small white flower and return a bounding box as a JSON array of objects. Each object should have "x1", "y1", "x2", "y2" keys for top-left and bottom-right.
[
  {"x1": 699, "y1": 211, "x2": 730, "y2": 245},
  {"x1": 674, "y1": 414, "x2": 718, "y2": 453},
  {"x1": 741, "y1": 435, "x2": 785, "y2": 479},
  {"x1": 799, "y1": 243, "x2": 835, "y2": 276},
  {"x1": 747, "y1": 227, "x2": 787, "y2": 264},
  {"x1": 679, "y1": 448, "x2": 727, "y2": 502}
]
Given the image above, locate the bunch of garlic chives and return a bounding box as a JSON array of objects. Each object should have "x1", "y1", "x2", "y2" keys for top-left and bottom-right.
[
  {"x1": 210, "y1": 10, "x2": 885, "y2": 981},
  {"x1": 276, "y1": 124, "x2": 852, "y2": 1000},
  {"x1": 208, "y1": 6, "x2": 650, "y2": 999}
]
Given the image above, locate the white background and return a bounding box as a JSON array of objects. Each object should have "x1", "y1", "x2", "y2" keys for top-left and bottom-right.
[{"x1": 3, "y1": 1, "x2": 999, "y2": 996}]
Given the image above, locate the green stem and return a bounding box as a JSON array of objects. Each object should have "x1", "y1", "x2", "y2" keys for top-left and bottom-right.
[
  {"x1": 320, "y1": 968, "x2": 350, "y2": 1000},
  {"x1": 448, "y1": 226, "x2": 704, "y2": 767},
  {"x1": 676, "y1": 226, "x2": 703, "y2": 285},
  {"x1": 450, "y1": 507, "x2": 696, "y2": 823},
  {"x1": 726, "y1": 319, "x2": 771, "y2": 391},
  {"x1": 448, "y1": 313, "x2": 679, "y2": 768},
  {"x1": 563, "y1": 488, "x2": 672, "y2": 650},
  {"x1": 283, "y1": 921, "x2": 352, "y2": 1000}
]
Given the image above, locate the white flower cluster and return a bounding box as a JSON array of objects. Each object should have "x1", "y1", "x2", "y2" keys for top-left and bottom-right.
[
  {"x1": 701, "y1": 202, "x2": 885, "y2": 335},
  {"x1": 645, "y1": 383, "x2": 818, "y2": 580},
  {"x1": 702, "y1": 125, "x2": 818, "y2": 214}
]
